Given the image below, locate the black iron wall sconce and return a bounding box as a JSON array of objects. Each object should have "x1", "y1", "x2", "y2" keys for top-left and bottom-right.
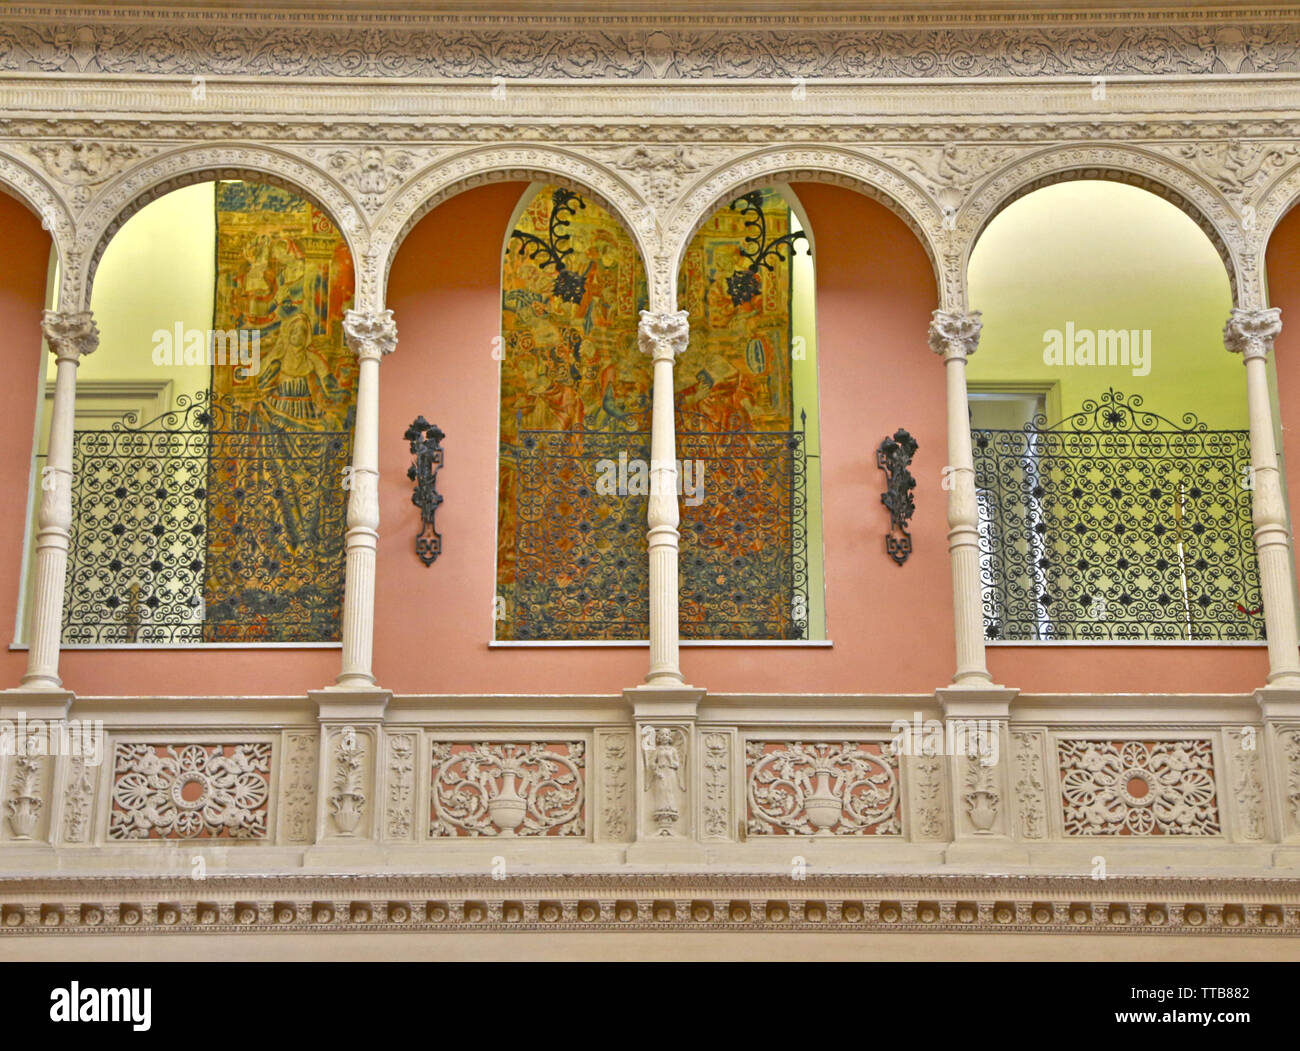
[
  {"x1": 404, "y1": 416, "x2": 444, "y2": 566},
  {"x1": 876, "y1": 428, "x2": 918, "y2": 566}
]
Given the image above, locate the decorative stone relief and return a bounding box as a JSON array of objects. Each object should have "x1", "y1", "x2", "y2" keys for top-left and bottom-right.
[
  {"x1": 108, "y1": 743, "x2": 272, "y2": 840},
  {"x1": 1174, "y1": 140, "x2": 1300, "y2": 209},
  {"x1": 1011, "y1": 730, "x2": 1048, "y2": 840},
  {"x1": 61, "y1": 754, "x2": 96, "y2": 845},
  {"x1": 1226, "y1": 728, "x2": 1266, "y2": 841},
  {"x1": 327, "y1": 727, "x2": 368, "y2": 837},
  {"x1": 429, "y1": 742, "x2": 585, "y2": 838},
  {"x1": 25, "y1": 141, "x2": 144, "y2": 208},
  {"x1": 641, "y1": 726, "x2": 688, "y2": 837},
  {"x1": 962, "y1": 754, "x2": 1001, "y2": 835},
  {"x1": 597, "y1": 732, "x2": 632, "y2": 842},
  {"x1": 700, "y1": 731, "x2": 731, "y2": 840},
  {"x1": 6, "y1": 747, "x2": 43, "y2": 840},
  {"x1": 1280, "y1": 729, "x2": 1300, "y2": 835},
  {"x1": 318, "y1": 146, "x2": 421, "y2": 214},
  {"x1": 385, "y1": 732, "x2": 416, "y2": 841},
  {"x1": 905, "y1": 755, "x2": 947, "y2": 841},
  {"x1": 610, "y1": 144, "x2": 702, "y2": 211},
  {"x1": 278, "y1": 732, "x2": 317, "y2": 845},
  {"x1": 746, "y1": 741, "x2": 901, "y2": 837},
  {"x1": 1058, "y1": 739, "x2": 1221, "y2": 837}
]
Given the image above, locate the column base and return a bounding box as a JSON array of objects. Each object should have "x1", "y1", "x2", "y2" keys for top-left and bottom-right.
[
  {"x1": 1254, "y1": 686, "x2": 1300, "y2": 721},
  {"x1": 623, "y1": 684, "x2": 706, "y2": 719},
  {"x1": 936, "y1": 685, "x2": 1019, "y2": 720},
  {"x1": 0, "y1": 688, "x2": 74, "y2": 720},
  {"x1": 309, "y1": 688, "x2": 391, "y2": 722}
]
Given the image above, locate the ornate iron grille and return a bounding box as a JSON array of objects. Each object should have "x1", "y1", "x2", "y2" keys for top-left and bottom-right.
[
  {"x1": 507, "y1": 414, "x2": 807, "y2": 640},
  {"x1": 972, "y1": 389, "x2": 1262, "y2": 642},
  {"x1": 61, "y1": 392, "x2": 351, "y2": 644}
]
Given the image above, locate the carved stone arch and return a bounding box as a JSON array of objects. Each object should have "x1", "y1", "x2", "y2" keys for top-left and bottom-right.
[
  {"x1": 961, "y1": 146, "x2": 1244, "y2": 303},
  {"x1": 666, "y1": 147, "x2": 946, "y2": 307},
  {"x1": 0, "y1": 146, "x2": 75, "y2": 304},
  {"x1": 73, "y1": 144, "x2": 367, "y2": 311},
  {"x1": 1255, "y1": 161, "x2": 1300, "y2": 303},
  {"x1": 377, "y1": 145, "x2": 655, "y2": 305}
]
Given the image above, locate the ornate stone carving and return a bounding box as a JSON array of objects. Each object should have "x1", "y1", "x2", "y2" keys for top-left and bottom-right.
[
  {"x1": 385, "y1": 733, "x2": 416, "y2": 841},
  {"x1": 746, "y1": 741, "x2": 901, "y2": 837},
  {"x1": 328, "y1": 728, "x2": 367, "y2": 836},
  {"x1": 279, "y1": 732, "x2": 317, "y2": 845},
  {"x1": 612, "y1": 145, "x2": 700, "y2": 211},
  {"x1": 61, "y1": 754, "x2": 95, "y2": 845},
  {"x1": 26, "y1": 141, "x2": 142, "y2": 207},
  {"x1": 1226, "y1": 728, "x2": 1266, "y2": 841},
  {"x1": 636, "y1": 309, "x2": 690, "y2": 361},
  {"x1": 108, "y1": 743, "x2": 272, "y2": 840},
  {"x1": 643, "y1": 727, "x2": 687, "y2": 836},
  {"x1": 928, "y1": 309, "x2": 982, "y2": 360},
  {"x1": 1280, "y1": 729, "x2": 1300, "y2": 835},
  {"x1": 429, "y1": 742, "x2": 585, "y2": 837},
  {"x1": 6, "y1": 748, "x2": 43, "y2": 840},
  {"x1": 875, "y1": 143, "x2": 1010, "y2": 223},
  {"x1": 598, "y1": 733, "x2": 632, "y2": 842},
  {"x1": 324, "y1": 146, "x2": 418, "y2": 213},
  {"x1": 1176, "y1": 140, "x2": 1300, "y2": 208},
  {"x1": 1058, "y1": 739, "x2": 1221, "y2": 836},
  {"x1": 342, "y1": 307, "x2": 398, "y2": 360},
  {"x1": 907, "y1": 755, "x2": 946, "y2": 840},
  {"x1": 1011, "y1": 730, "x2": 1048, "y2": 840},
  {"x1": 1224, "y1": 306, "x2": 1282, "y2": 361},
  {"x1": 701, "y1": 732, "x2": 730, "y2": 840},
  {"x1": 962, "y1": 755, "x2": 1000, "y2": 834},
  {"x1": 41, "y1": 309, "x2": 98, "y2": 362}
]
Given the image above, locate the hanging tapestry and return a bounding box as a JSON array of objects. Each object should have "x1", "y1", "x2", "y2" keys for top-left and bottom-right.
[
  {"x1": 498, "y1": 185, "x2": 650, "y2": 640},
  {"x1": 676, "y1": 188, "x2": 807, "y2": 639},
  {"x1": 204, "y1": 181, "x2": 356, "y2": 642}
]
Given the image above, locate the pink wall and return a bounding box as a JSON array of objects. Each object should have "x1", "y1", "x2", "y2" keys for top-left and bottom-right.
[{"x1": 0, "y1": 194, "x2": 50, "y2": 687}]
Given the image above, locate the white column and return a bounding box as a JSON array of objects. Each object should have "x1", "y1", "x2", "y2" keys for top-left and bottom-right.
[
  {"x1": 1224, "y1": 307, "x2": 1300, "y2": 687},
  {"x1": 929, "y1": 309, "x2": 994, "y2": 687},
  {"x1": 637, "y1": 309, "x2": 689, "y2": 686},
  {"x1": 21, "y1": 311, "x2": 98, "y2": 690},
  {"x1": 335, "y1": 308, "x2": 397, "y2": 690}
]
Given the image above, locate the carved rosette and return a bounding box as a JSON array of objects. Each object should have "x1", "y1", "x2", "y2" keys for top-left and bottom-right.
[
  {"x1": 1058, "y1": 739, "x2": 1221, "y2": 836},
  {"x1": 109, "y1": 743, "x2": 272, "y2": 840},
  {"x1": 429, "y1": 742, "x2": 585, "y2": 837},
  {"x1": 746, "y1": 741, "x2": 901, "y2": 836}
]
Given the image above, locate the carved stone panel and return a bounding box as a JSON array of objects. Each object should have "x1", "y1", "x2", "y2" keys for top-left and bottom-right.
[
  {"x1": 595, "y1": 731, "x2": 633, "y2": 843},
  {"x1": 745, "y1": 741, "x2": 901, "y2": 837},
  {"x1": 278, "y1": 731, "x2": 318, "y2": 845},
  {"x1": 1225, "y1": 727, "x2": 1266, "y2": 842},
  {"x1": 699, "y1": 730, "x2": 733, "y2": 842},
  {"x1": 1058, "y1": 738, "x2": 1221, "y2": 837},
  {"x1": 109, "y1": 742, "x2": 272, "y2": 841},
  {"x1": 903, "y1": 754, "x2": 948, "y2": 841},
  {"x1": 429, "y1": 742, "x2": 585, "y2": 838},
  {"x1": 384, "y1": 732, "x2": 417, "y2": 842},
  {"x1": 1011, "y1": 729, "x2": 1049, "y2": 841}
]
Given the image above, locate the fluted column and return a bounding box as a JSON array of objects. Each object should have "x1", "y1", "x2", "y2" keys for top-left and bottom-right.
[
  {"x1": 21, "y1": 311, "x2": 98, "y2": 690},
  {"x1": 638, "y1": 309, "x2": 690, "y2": 686},
  {"x1": 1224, "y1": 308, "x2": 1300, "y2": 687},
  {"x1": 335, "y1": 308, "x2": 397, "y2": 690},
  {"x1": 930, "y1": 309, "x2": 993, "y2": 687}
]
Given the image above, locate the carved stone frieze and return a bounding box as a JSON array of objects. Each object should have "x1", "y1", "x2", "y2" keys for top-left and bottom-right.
[
  {"x1": 700, "y1": 731, "x2": 731, "y2": 841},
  {"x1": 429, "y1": 742, "x2": 585, "y2": 838},
  {"x1": 1225, "y1": 728, "x2": 1266, "y2": 842},
  {"x1": 1058, "y1": 739, "x2": 1221, "y2": 837},
  {"x1": 746, "y1": 741, "x2": 901, "y2": 837},
  {"x1": 108, "y1": 742, "x2": 272, "y2": 841},
  {"x1": 61, "y1": 754, "x2": 95, "y2": 845},
  {"x1": 905, "y1": 755, "x2": 947, "y2": 841},
  {"x1": 597, "y1": 732, "x2": 632, "y2": 842},
  {"x1": 384, "y1": 732, "x2": 416, "y2": 841},
  {"x1": 1011, "y1": 730, "x2": 1048, "y2": 840},
  {"x1": 278, "y1": 732, "x2": 317, "y2": 845}
]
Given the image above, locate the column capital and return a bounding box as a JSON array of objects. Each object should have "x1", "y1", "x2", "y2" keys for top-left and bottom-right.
[
  {"x1": 343, "y1": 308, "x2": 398, "y2": 361},
  {"x1": 929, "y1": 309, "x2": 983, "y2": 361},
  {"x1": 1224, "y1": 306, "x2": 1282, "y2": 362},
  {"x1": 41, "y1": 310, "x2": 98, "y2": 363},
  {"x1": 638, "y1": 309, "x2": 689, "y2": 362}
]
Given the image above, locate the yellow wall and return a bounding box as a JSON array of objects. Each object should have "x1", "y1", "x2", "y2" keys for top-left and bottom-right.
[{"x1": 967, "y1": 180, "x2": 1241, "y2": 429}]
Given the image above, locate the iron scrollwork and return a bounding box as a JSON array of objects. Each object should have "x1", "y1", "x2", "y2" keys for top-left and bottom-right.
[
  {"x1": 726, "y1": 191, "x2": 810, "y2": 306},
  {"x1": 507, "y1": 187, "x2": 588, "y2": 304},
  {"x1": 877, "y1": 428, "x2": 918, "y2": 566},
  {"x1": 405, "y1": 416, "x2": 445, "y2": 567}
]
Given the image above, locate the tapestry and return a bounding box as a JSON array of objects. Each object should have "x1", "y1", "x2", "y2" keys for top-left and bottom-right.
[
  {"x1": 498, "y1": 185, "x2": 651, "y2": 639},
  {"x1": 497, "y1": 184, "x2": 806, "y2": 640},
  {"x1": 204, "y1": 181, "x2": 356, "y2": 642}
]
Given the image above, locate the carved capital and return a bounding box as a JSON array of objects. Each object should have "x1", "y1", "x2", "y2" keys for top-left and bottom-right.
[
  {"x1": 1224, "y1": 307, "x2": 1282, "y2": 361},
  {"x1": 637, "y1": 309, "x2": 690, "y2": 362},
  {"x1": 41, "y1": 310, "x2": 98, "y2": 363},
  {"x1": 928, "y1": 309, "x2": 982, "y2": 361},
  {"x1": 343, "y1": 308, "x2": 398, "y2": 361}
]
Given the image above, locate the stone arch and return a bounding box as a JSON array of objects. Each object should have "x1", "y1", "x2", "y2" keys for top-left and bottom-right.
[
  {"x1": 0, "y1": 147, "x2": 75, "y2": 301},
  {"x1": 667, "y1": 147, "x2": 945, "y2": 306},
  {"x1": 74, "y1": 144, "x2": 364, "y2": 310},
  {"x1": 377, "y1": 145, "x2": 654, "y2": 305},
  {"x1": 962, "y1": 146, "x2": 1244, "y2": 302}
]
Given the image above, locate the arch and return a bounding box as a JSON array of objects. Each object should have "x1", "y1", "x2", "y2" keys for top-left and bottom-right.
[
  {"x1": 73, "y1": 145, "x2": 364, "y2": 311},
  {"x1": 667, "y1": 147, "x2": 944, "y2": 306},
  {"x1": 961, "y1": 146, "x2": 1244, "y2": 302},
  {"x1": 377, "y1": 145, "x2": 655, "y2": 305},
  {"x1": 1255, "y1": 157, "x2": 1300, "y2": 293},
  {"x1": 0, "y1": 147, "x2": 74, "y2": 294}
]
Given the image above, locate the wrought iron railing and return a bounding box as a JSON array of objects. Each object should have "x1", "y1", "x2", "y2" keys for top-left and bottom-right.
[
  {"x1": 61, "y1": 391, "x2": 351, "y2": 644},
  {"x1": 505, "y1": 412, "x2": 808, "y2": 640},
  {"x1": 972, "y1": 389, "x2": 1262, "y2": 642}
]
